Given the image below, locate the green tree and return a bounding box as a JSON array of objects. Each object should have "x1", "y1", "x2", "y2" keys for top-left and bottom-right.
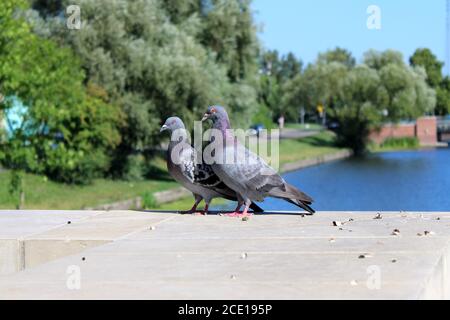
[
  {"x1": 332, "y1": 65, "x2": 382, "y2": 153},
  {"x1": 436, "y1": 77, "x2": 450, "y2": 115},
  {"x1": 282, "y1": 49, "x2": 436, "y2": 154},
  {"x1": 279, "y1": 52, "x2": 302, "y2": 82},
  {"x1": 409, "y1": 48, "x2": 449, "y2": 115},
  {"x1": 364, "y1": 49, "x2": 404, "y2": 70},
  {"x1": 201, "y1": 0, "x2": 259, "y2": 82},
  {"x1": 410, "y1": 48, "x2": 444, "y2": 88},
  {"x1": 318, "y1": 47, "x2": 356, "y2": 68},
  {"x1": 258, "y1": 50, "x2": 301, "y2": 121},
  {"x1": 28, "y1": 0, "x2": 260, "y2": 177},
  {"x1": 282, "y1": 61, "x2": 348, "y2": 121},
  {"x1": 260, "y1": 50, "x2": 302, "y2": 83},
  {"x1": 0, "y1": 0, "x2": 122, "y2": 183}
]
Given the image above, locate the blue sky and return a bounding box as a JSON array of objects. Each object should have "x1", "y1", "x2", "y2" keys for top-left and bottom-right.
[{"x1": 252, "y1": 0, "x2": 448, "y2": 72}]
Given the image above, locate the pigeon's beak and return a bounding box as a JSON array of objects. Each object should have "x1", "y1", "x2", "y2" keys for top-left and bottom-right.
[
  {"x1": 160, "y1": 125, "x2": 168, "y2": 133},
  {"x1": 201, "y1": 113, "x2": 210, "y2": 122}
]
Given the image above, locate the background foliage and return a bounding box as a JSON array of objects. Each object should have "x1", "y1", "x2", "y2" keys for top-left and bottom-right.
[
  {"x1": 1, "y1": 0, "x2": 448, "y2": 185},
  {"x1": 282, "y1": 48, "x2": 436, "y2": 154},
  {"x1": 0, "y1": 0, "x2": 122, "y2": 183},
  {"x1": 26, "y1": 0, "x2": 260, "y2": 178}
]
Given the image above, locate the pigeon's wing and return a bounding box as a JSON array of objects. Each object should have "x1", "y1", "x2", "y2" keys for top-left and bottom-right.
[
  {"x1": 245, "y1": 154, "x2": 285, "y2": 193},
  {"x1": 230, "y1": 146, "x2": 314, "y2": 208},
  {"x1": 193, "y1": 163, "x2": 220, "y2": 187},
  {"x1": 194, "y1": 163, "x2": 236, "y2": 199},
  {"x1": 227, "y1": 145, "x2": 285, "y2": 194},
  {"x1": 178, "y1": 146, "x2": 236, "y2": 199},
  {"x1": 177, "y1": 147, "x2": 196, "y2": 183}
]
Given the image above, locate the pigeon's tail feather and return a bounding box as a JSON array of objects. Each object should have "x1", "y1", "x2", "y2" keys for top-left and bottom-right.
[
  {"x1": 267, "y1": 183, "x2": 313, "y2": 203},
  {"x1": 250, "y1": 202, "x2": 264, "y2": 213},
  {"x1": 267, "y1": 183, "x2": 315, "y2": 214},
  {"x1": 285, "y1": 198, "x2": 315, "y2": 215},
  {"x1": 284, "y1": 183, "x2": 313, "y2": 204}
]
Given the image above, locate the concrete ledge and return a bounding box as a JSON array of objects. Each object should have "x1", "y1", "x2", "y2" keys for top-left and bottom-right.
[
  {"x1": 0, "y1": 210, "x2": 450, "y2": 299},
  {"x1": 0, "y1": 210, "x2": 170, "y2": 275}
]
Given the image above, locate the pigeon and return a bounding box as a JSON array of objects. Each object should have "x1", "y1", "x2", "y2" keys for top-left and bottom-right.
[
  {"x1": 160, "y1": 117, "x2": 263, "y2": 215},
  {"x1": 201, "y1": 106, "x2": 315, "y2": 217}
]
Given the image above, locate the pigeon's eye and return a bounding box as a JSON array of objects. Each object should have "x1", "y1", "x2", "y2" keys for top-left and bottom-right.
[{"x1": 210, "y1": 107, "x2": 216, "y2": 114}]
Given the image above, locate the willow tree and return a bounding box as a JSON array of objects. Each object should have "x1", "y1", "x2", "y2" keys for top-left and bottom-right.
[
  {"x1": 28, "y1": 0, "x2": 260, "y2": 177},
  {"x1": 282, "y1": 49, "x2": 436, "y2": 154}
]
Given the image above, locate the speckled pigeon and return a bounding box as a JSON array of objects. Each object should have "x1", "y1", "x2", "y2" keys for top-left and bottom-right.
[
  {"x1": 201, "y1": 106, "x2": 315, "y2": 217},
  {"x1": 160, "y1": 117, "x2": 263, "y2": 215}
]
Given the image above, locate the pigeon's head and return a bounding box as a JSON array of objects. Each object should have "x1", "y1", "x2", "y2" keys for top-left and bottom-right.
[
  {"x1": 160, "y1": 117, "x2": 185, "y2": 133},
  {"x1": 201, "y1": 105, "x2": 228, "y2": 123}
]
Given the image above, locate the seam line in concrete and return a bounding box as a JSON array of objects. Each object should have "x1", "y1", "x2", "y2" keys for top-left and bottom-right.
[
  {"x1": 114, "y1": 215, "x2": 179, "y2": 241},
  {"x1": 123, "y1": 236, "x2": 447, "y2": 240},
  {"x1": 18, "y1": 240, "x2": 25, "y2": 271},
  {"x1": 87, "y1": 250, "x2": 444, "y2": 256},
  {"x1": 22, "y1": 211, "x2": 108, "y2": 240}
]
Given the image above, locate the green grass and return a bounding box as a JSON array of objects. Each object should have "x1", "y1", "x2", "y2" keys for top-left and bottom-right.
[
  {"x1": 284, "y1": 123, "x2": 324, "y2": 131},
  {"x1": 245, "y1": 131, "x2": 342, "y2": 166},
  {"x1": 0, "y1": 131, "x2": 344, "y2": 210},
  {"x1": 277, "y1": 131, "x2": 343, "y2": 165},
  {"x1": 156, "y1": 196, "x2": 228, "y2": 211},
  {"x1": 369, "y1": 137, "x2": 420, "y2": 153},
  {"x1": 0, "y1": 170, "x2": 177, "y2": 210}
]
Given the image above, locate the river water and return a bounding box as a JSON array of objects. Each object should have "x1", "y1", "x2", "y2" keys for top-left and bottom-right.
[{"x1": 215, "y1": 147, "x2": 450, "y2": 212}]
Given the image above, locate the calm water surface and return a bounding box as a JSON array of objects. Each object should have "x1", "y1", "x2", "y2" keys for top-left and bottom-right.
[{"x1": 215, "y1": 148, "x2": 450, "y2": 212}]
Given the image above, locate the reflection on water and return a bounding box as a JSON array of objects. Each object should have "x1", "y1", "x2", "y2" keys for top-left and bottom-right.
[{"x1": 214, "y1": 147, "x2": 450, "y2": 212}]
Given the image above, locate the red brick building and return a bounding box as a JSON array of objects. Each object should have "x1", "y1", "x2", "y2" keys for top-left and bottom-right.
[{"x1": 369, "y1": 116, "x2": 437, "y2": 146}]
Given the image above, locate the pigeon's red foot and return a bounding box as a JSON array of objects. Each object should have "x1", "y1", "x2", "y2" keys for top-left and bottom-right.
[
  {"x1": 194, "y1": 204, "x2": 208, "y2": 216},
  {"x1": 222, "y1": 212, "x2": 252, "y2": 218}
]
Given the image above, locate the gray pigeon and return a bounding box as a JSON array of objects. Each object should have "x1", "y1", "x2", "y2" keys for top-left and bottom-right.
[
  {"x1": 201, "y1": 106, "x2": 315, "y2": 217},
  {"x1": 160, "y1": 117, "x2": 263, "y2": 215}
]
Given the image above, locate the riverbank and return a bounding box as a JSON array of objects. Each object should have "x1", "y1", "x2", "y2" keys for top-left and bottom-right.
[{"x1": 369, "y1": 136, "x2": 448, "y2": 153}]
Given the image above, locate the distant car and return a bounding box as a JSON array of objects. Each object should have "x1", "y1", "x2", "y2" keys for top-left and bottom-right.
[
  {"x1": 326, "y1": 121, "x2": 339, "y2": 131},
  {"x1": 249, "y1": 124, "x2": 265, "y2": 137}
]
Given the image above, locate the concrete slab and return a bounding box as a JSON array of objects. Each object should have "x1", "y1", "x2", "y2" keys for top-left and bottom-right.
[
  {"x1": 0, "y1": 240, "x2": 20, "y2": 275},
  {"x1": 0, "y1": 210, "x2": 101, "y2": 239},
  {"x1": 0, "y1": 210, "x2": 173, "y2": 275},
  {"x1": 0, "y1": 211, "x2": 449, "y2": 299},
  {"x1": 27, "y1": 210, "x2": 172, "y2": 240}
]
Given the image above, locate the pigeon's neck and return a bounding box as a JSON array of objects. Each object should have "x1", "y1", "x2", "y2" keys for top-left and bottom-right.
[
  {"x1": 168, "y1": 130, "x2": 190, "y2": 153},
  {"x1": 213, "y1": 118, "x2": 233, "y2": 140},
  {"x1": 168, "y1": 139, "x2": 182, "y2": 150}
]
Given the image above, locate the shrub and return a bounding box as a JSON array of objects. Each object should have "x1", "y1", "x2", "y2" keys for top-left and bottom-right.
[
  {"x1": 142, "y1": 192, "x2": 158, "y2": 209},
  {"x1": 381, "y1": 137, "x2": 419, "y2": 149}
]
